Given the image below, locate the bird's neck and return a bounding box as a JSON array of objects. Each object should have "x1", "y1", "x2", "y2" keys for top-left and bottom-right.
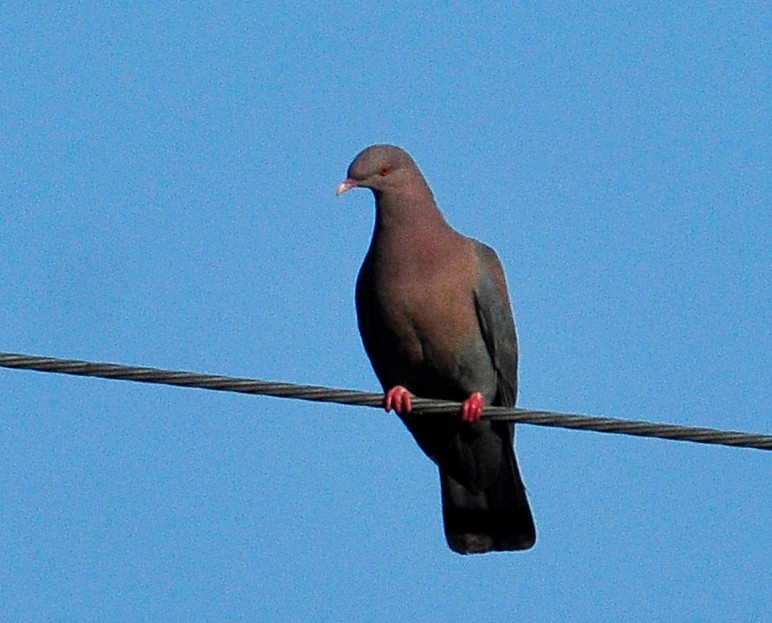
[
  {"x1": 368, "y1": 185, "x2": 461, "y2": 273},
  {"x1": 372, "y1": 185, "x2": 452, "y2": 241}
]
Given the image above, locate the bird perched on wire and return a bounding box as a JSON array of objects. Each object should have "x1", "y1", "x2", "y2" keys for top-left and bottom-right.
[{"x1": 337, "y1": 144, "x2": 536, "y2": 554}]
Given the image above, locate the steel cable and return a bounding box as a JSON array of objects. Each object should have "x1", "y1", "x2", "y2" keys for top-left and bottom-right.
[{"x1": 1, "y1": 351, "x2": 769, "y2": 451}]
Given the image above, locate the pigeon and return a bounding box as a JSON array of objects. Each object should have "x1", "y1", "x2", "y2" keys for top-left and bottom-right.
[{"x1": 337, "y1": 144, "x2": 536, "y2": 554}]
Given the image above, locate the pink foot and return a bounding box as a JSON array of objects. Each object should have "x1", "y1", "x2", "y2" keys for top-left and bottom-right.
[
  {"x1": 384, "y1": 385, "x2": 412, "y2": 415},
  {"x1": 461, "y1": 392, "x2": 485, "y2": 423}
]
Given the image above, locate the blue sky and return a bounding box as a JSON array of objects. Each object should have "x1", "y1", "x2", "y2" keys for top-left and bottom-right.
[{"x1": 1, "y1": 3, "x2": 770, "y2": 621}]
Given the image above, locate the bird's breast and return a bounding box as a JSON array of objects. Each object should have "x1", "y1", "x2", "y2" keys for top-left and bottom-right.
[{"x1": 357, "y1": 244, "x2": 493, "y2": 399}]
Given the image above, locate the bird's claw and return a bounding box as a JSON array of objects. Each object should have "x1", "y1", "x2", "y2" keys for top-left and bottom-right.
[
  {"x1": 461, "y1": 392, "x2": 485, "y2": 423},
  {"x1": 385, "y1": 385, "x2": 412, "y2": 415}
]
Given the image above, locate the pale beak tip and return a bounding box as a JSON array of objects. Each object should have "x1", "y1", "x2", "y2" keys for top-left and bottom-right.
[{"x1": 336, "y1": 179, "x2": 357, "y2": 196}]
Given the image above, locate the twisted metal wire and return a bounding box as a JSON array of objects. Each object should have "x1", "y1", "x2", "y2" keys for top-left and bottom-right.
[{"x1": 1, "y1": 351, "x2": 770, "y2": 451}]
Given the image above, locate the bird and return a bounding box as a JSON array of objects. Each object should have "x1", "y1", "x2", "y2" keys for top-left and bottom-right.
[{"x1": 336, "y1": 144, "x2": 536, "y2": 554}]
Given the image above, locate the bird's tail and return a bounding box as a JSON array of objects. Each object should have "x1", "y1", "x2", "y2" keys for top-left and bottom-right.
[{"x1": 440, "y1": 432, "x2": 536, "y2": 554}]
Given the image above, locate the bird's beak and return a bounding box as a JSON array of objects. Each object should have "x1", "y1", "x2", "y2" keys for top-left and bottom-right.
[{"x1": 336, "y1": 179, "x2": 357, "y2": 196}]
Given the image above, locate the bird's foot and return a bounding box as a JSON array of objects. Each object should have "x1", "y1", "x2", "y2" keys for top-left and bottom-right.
[
  {"x1": 461, "y1": 392, "x2": 485, "y2": 423},
  {"x1": 384, "y1": 385, "x2": 412, "y2": 415}
]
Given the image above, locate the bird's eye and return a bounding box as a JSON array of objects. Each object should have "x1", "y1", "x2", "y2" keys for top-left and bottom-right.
[{"x1": 378, "y1": 165, "x2": 392, "y2": 176}]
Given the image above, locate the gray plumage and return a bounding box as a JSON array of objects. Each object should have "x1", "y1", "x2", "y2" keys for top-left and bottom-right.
[{"x1": 338, "y1": 145, "x2": 536, "y2": 554}]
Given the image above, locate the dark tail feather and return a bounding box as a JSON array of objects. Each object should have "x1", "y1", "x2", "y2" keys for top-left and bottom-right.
[{"x1": 440, "y1": 442, "x2": 536, "y2": 555}]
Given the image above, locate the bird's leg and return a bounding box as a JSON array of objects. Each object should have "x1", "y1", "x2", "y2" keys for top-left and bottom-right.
[
  {"x1": 384, "y1": 385, "x2": 412, "y2": 415},
  {"x1": 461, "y1": 392, "x2": 485, "y2": 423}
]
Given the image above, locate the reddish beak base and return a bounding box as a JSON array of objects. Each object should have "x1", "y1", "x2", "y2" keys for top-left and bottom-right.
[{"x1": 336, "y1": 179, "x2": 357, "y2": 196}]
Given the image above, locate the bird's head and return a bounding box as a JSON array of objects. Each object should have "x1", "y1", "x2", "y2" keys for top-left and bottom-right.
[{"x1": 336, "y1": 144, "x2": 420, "y2": 196}]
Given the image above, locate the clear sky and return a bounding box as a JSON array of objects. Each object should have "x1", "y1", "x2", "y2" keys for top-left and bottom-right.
[{"x1": 1, "y1": 3, "x2": 770, "y2": 621}]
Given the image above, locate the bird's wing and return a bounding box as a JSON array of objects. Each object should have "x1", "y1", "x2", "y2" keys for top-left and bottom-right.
[{"x1": 473, "y1": 242, "x2": 518, "y2": 407}]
